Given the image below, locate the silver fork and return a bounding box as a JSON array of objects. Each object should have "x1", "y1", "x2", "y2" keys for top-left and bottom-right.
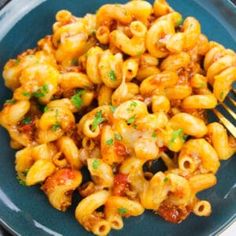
[{"x1": 213, "y1": 89, "x2": 236, "y2": 138}]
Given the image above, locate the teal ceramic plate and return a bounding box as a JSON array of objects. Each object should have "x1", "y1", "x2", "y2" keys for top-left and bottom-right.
[{"x1": 0, "y1": 0, "x2": 236, "y2": 235}]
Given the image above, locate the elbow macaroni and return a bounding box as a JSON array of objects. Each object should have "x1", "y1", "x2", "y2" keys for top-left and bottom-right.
[{"x1": 0, "y1": 0, "x2": 235, "y2": 235}]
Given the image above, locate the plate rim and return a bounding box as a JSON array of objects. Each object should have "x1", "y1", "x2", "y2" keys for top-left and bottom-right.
[{"x1": 0, "y1": 0, "x2": 236, "y2": 235}]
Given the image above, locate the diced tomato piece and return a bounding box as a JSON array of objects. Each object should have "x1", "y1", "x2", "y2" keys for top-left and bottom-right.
[
  {"x1": 113, "y1": 173, "x2": 128, "y2": 196},
  {"x1": 19, "y1": 123, "x2": 34, "y2": 133},
  {"x1": 157, "y1": 204, "x2": 190, "y2": 224},
  {"x1": 159, "y1": 146, "x2": 167, "y2": 153},
  {"x1": 42, "y1": 169, "x2": 78, "y2": 194},
  {"x1": 114, "y1": 142, "x2": 128, "y2": 157}
]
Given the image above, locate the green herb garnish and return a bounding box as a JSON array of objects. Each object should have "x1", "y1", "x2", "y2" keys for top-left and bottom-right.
[
  {"x1": 115, "y1": 133, "x2": 122, "y2": 141},
  {"x1": 23, "y1": 169, "x2": 29, "y2": 177},
  {"x1": 110, "y1": 105, "x2": 116, "y2": 113},
  {"x1": 55, "y1": 109, "x2": 59, "y2": 118},
  {"x1": 16, "y1": 175, "x2": 26, "y2": 186},
  {"x1": 118, "y1": 208, "x2": 128, "y2": 215},
  {"x1": 164, "y1": 177, "x2": 169, "y2": 183},
  {"x1": 91, "y1": 30, "x2": 96, "y2": 36},
  {"x1": 71, "y1": 90, "x2": 84, "y2": 109},
  {"x1": 22, "y1": 117, "x2": 32, "y2": 125},
  {"x1": 219, "y1": 92, "x2": 225, "y2": 100},
  {"x1": 176, "y1": 17, "x2": 184, "y2": 26},
  {"x1": 33, "y1": 84, "x2": 49, "y2": 98},
  {"x1": 152, "y1": 132, "x2": 157, "y2": 138},
  {"x1": 130, "y1": 101, "x2": 137, "y2": 107},
  {"x1": 22, "y1": 91, "x2": 31, "y2": 97},
  {"x1": 198, "y1": 82, "x2": 206, "y2": 88},
  {"x1": 127, "y1": 115, "x2": 136, "y2": 125},
  {"x1": 4, "y1": 99, "x2": 16, "y2": 105},
  {"x1": 15, "y1": 58, "x2": 21, "y2": 65},
  {"x1": 51, "y1": 122, "x2": 61, "y2": 132},
  {"x1": 92, "y1": 111, "x2": 105, "y2": 131},
  {"x1": 108, "y1": 70, "x2": 117, "y2": 81},
  {"x1": 71, "y1": 57, "x2": 78, "y2": 66},
  {"x1": 169, "y1": 128, "x2": 185, "y2": 147},
  {"x1": 92, "y1": 159, "x2": 100, "y2": 170},
  {"x1": 127, "y1": 101, "x2": 138, "y2": 112},
  {"x1": 44, "y1": 106, "x2": 49, "y2": 113},
  {"x1": 136, "y1": 51, "x2": 143, "y2": 57},
  {"x1": 106, "y1": 138, "x2": 114, "y2": 146}
]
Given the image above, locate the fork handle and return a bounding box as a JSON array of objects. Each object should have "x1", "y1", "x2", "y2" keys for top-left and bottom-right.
[
  {"x1": 0, "y1": 0, "x2": 10, "y2": 10},
  {"x1": 230, "y1": 0, "x2": 236, "y2": 5}
]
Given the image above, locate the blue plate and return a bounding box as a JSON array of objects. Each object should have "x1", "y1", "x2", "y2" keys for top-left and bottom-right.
[{"x1": 0, "y1": 0, "x2": 236, "y2": 235}]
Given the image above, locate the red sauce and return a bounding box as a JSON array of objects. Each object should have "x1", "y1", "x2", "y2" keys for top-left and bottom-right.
[
  {"x1": 18, "y1": 118, "x2": 35, "y2": 134},
  {"x1": 113, "y1": 173, "x2": 128, "y2": 196},
  {"x1": 157, "y1": 204, "x2": 190, "y2": 224},
  {"x1": 19, "y1": 123, "x2": 33, "y2": 133},
  {"x1": 114, "y1": 142, "x2": 128, "y2": 157},
  {"x1": 159, "y1": 146, "x2": 167, "y2": 153},
  {"x1": 42, "y1": 169, "x2": 76, "y2": 194}
]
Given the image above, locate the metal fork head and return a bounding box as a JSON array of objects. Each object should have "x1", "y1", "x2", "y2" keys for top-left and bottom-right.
[{"x1": 213, "y1": 89, "x2": 236, "y2": 138}]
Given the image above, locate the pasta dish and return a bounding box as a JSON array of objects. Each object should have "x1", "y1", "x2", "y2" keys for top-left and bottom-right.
[{"x1": 0, "y1": 0, "x2": 235, "y2": 235}]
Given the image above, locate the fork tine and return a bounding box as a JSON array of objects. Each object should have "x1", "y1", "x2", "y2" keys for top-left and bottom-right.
[
  {"x1": 229, "y1": 97, "x2": 236, "y2": 106},
  {"x1": 233, "y1": 89, "x2": 236, "y2": 96},
  {"x1": 221, "y1": 103, "x2": 236, "y2": 120},
  {"x1": 213, "y1": 109, "x2": 236, "y2": 138}
]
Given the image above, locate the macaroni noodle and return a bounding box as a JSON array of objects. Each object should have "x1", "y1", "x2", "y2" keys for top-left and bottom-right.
[{"x1": 0, "y1": 0, "x2": 235, "y2": 235}]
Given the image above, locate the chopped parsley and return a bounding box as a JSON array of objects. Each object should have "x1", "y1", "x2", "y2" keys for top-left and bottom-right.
[
  {"x1": 55, "y1": 109, "x2": 59, "y2": 119},
  {"x1": 118, "y1": 207, "x2": 128, "y2": 215},
  {"x1": 51, "y1": 122, "x2": 61, "y2": 132},
  {"x1": 91, "y1": 30, "x2": 96, "y2": 36},
  {"x1": 127, "y1": 115, "x2": 136, "y2": 125},
  {"x1": 92, "y1": 159, "x2": 100, "y2": 170},
  {"x1": 110, "y1": 105, "x2": 116, "y2": 113},
  {"x1": 50, "y1": 109, "x2": 61, "y2": 131},
  {"x1": 152, "y1": 131, "x2": 157, "y2": 138},
  {"x1": 16, "y1": 175, "x2": 26, "y2": 186},
  {"x1": 220, "y1": 92, "x2": 225, "y2": 100},
  {"x1": 22, "y1": 117, "x2": 32, "y2": 125},
  {"x1": 15, "y1": 58, "x2": 21, "y2": 65},
  {"x1": 33, "y1": 84, "x2": 49, "y2": 98},
  {"x1": 22, "y1": 169, "x2": 29, "y2": 177},
  {"x1": 176, "y1": 17, "x2": 184, "y2": 26},
  {"x1": 169, "y1": 128, "x2": 186, "y2": 147},
  {"x1": 71, "y1": 90, "x2": 84, "y2": 109},
  {"x1": 86, "y1": 50, "x2": 92, "y2": 57},
  {"x1": 106, "y1": 138, "x2": 114, "y2": 146},
  {"x1": 44, "y1": 106, "x2": 49, "y2": 113},
  {"x1": 164, "y1": 177, "x2": 169, "y2": 183},
  {"x1": 189, "y1": 23, "x2": 194, "y2": 29},
  {"x1": 71, "y1": 57, "x2": 78, "y2": 66},
  {"x1": 108, "y1": 70, "x2": 116, "y2": 81},
  {"x1": 4, "y1": 99, "x2": 16, "y2": 105},
  {"x1": 37, "y1": 103, "x2": 45, "y2": 112},
  {"x1": 22, "y1": 91, "x2": 31, "y2": 97},
  {"x1": 127, "y1": 101, "x2": 138, "y2": 112},
  {"x1": 198, "y1": 82, "x2": 206, "y2": 88},
  {"x1": 114, "y1": 133, "x2": 122, "y2": 141},
  {"x1": 123, "y1": 9, "x2": 128, "y2": 16},
  {"x1": 136, "y1": 51, "x2": 143, "y2": 57},
  {"x1": 92, "y1": 111, "x2": 105, "y2": 131}
]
